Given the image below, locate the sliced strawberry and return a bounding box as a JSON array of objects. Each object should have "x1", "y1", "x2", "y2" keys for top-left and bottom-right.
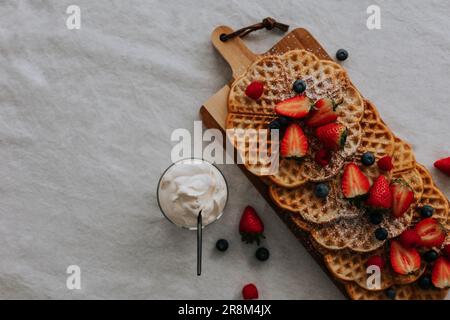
[
  {"x1": 305, "y1": 98, "x2": 339, "y2": 127},
  {"x1": 398, "y1": 229, "x2": 421, "y2": 248},
  {"x1": 390, "y1": 240, "x2": 421, "y2": 275},
  {"x1": 280, "y1": 123, "x2": 309, "y2": 159},
  {"x1": 341, "y1": 163, "x2": 370, "y2": 199},
  {"x1": 275, "y1": 95, "x2": 312, "y2": 119},
  {"x1": 366, "y1": 175, "x2": 392, "y2": 210},
  {"x1": 414, "y1": 218, "x2": 446, "y2": 248},
  {"x1": 390, "y1": 179, "x2": 414, "y2": 218},
  {"x1": 378, "y1": 156, "x2": 394, "y2": 171},
  {"x1": 314, "y1": 123, "x2": 348, "y2": 151},
  {"x1": 434, "y1": 157, "x2": 450, "y2": 177},
  {"x1": 431, "y1": 257, "x2": 450, "y2": 289},
  {"x1": 245, "y1": 81, "x2": 264, "y2": 100}
]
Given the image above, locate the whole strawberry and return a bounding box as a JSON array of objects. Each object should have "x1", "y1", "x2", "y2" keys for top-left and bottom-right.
[
  {"x1": 239, "y1": 206, "x2": 265, "y2": 245},
  {"x1": 315, "y1": 123, "x2": 348, "y2": 151},
  {"x1": 434, "y1": 157, "x2": 450, "y2": 177},
  {"x1": 366, "y1": 175, "x2": 392, "y2": 210}
]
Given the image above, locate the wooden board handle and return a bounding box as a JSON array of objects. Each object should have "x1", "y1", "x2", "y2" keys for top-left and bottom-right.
[{"x1": 211, "y1": 26, "x2": 257, "y2": 79}]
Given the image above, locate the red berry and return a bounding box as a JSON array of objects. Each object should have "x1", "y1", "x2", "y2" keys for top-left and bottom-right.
[
  {"x1": 434, "y1": 157, "x2": 450, "y2": 177},
  {"x1": 314, "y1": 148, "x2": 331, "y2": 167},
  {"x1": 239, "y1": 206, "x2": 265, "y2": 245},
  {"x1": 245, "y1": 81, "x2": 264, "y2": 100},
  {"x1": 366, "y1": 175, "x2": 392, "y2": 209},
  {"x1": 399, "y1": 229, "x2": 421, "y2": 248},
  {"x1": 366, "y1": 255, "x2": 385, "y2": 270},
  {"x1": 378, "y1": 156, "x2": 394, "y2": 171},
  {"x1": 242, "y1": 283, "x2": 259, "y2": 300},
  {"x1": 442, "y1": 244, "x2": 450, "y2": 261}
]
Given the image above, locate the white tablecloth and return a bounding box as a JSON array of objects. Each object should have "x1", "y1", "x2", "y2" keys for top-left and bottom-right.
[{"x1": 1, "y1": 0, "x2": 449, "y2": 299}]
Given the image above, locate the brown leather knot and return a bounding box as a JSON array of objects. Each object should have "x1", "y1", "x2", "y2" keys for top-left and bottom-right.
[
  {"x1": 220, "y1": 17, "x2": 289, "y2": 42},
  {"x1": 262, "y1": 17, "x2": 276, "y2": 30}
]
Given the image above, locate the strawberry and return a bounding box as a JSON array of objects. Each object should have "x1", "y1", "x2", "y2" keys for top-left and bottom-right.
[
  {"x1": 443, "y1": 244, "x2": 450, "y2": 261},
  {"x1": 314, "y1": 123, "x2": 348, "y2": 151},
  {"x1": 431, "y1": 257, "x2": 450, "y2": 289},
  {"x1": 390, "y1": 179, "x2": 414, "y2": 218},
  {"x1": 275, "y1": 95, "x2": 312, "y2": 119},
  {"x1": 245, "y1": 81, "x2": 264, "y2": 100},
  {"x1": 280, "y1": 123, "x2": 309, "y2": 159},
  {"x1": 378, "y1": 156, "x2": 394, "y2": 171},
  {"x1": 366, "y1": 175, "x2": 392, "y2": 210},
  {"x1": 366, "y1": 255, "x2": 385, "y2": 270},
  {"x1": 315, "y1": 148, "x2": 331, "y2": 167},
  {"x1": 239, "y1": 206, "x2": 265, "y2": 245},
  {"x1": 414, "y1": 218, "x2": 446, "y2": 248},
  {"x1": 434, "y1": 157, "x2": 450, "y2": 177},
  {"x1": 398, "y1": 229, "x2": 421, "y2": 248},
  {"x1": 242, "y1": 283, "x2": 259, "y2": 300},
  {"x1": 390, "y1": 240, "x2": 421, "y2": 275},
  {"x1": 305, "y1": 97, "x2": 339, "y2": 127},
  {"x1": 341, "y1": 163, "x2": 370, "y2": 199}
]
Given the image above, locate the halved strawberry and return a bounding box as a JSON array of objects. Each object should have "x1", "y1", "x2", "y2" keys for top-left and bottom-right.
[
  {"x1": 390, "y1": 240, "x2": 421, "y2": 275},
  {"x1": 275, "y1": 95, "x2": 312, "y2": 119},
  {"x1": 305, "y1": 98, "x2": 339, "y2": 127},
  {"x1": 431, "y1": 257, "x2": 450, "y2": 289},
  {"x1": 314, "y1": 123, "x2": 348, "y2": 151},
  {"x1": 390, "y1": 179, "x2": 414, "y2": 218},
  {"x1": 280, "y1": 123, "x2": 309, "y2": 159},
  {"x1": 398, "y1": 229, "x2": 421, "y2": 248},
  {"x1": 366, "y1": 175, "x2": 392, "y2": 210},
  {"x1": 341, "y1": 163, "x2": 370, "y2": 199},
  {"x1": 413, "y1": 218, "x2": 446, "y2": 248}
]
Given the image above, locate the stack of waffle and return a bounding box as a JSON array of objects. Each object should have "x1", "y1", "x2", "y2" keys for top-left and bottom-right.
[{"x1": 226, "y1": 50, "x2": 449, "y2": 300}]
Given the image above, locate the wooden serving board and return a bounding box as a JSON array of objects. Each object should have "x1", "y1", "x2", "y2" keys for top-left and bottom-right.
[{"x1": 200, "y1": 26, "x2": 350, "y2": 299}]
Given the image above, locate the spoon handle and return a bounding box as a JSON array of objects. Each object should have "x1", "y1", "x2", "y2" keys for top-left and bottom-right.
[{"x1": 197, "y1": 210, "x2": 202, "y2": 276}]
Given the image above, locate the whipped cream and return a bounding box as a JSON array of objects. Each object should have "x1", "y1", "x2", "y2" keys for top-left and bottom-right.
[{"x1": 157, "y1": 159, "x2": 227, "y2": 229}]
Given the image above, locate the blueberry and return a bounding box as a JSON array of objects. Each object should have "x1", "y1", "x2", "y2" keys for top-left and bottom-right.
[
  {"x1": 255, "y1": 247, "x2": 270, "y2": 261},
  {"x1": 374, "y1": 227, "x2": 388, "y2": 241},
  {"x1": 268, "y1": 119, "x2": 281, "y2": 130},
  {"x1": 336, "y1": 49, "x2": 349, "y2": 61},
  {"x1": 216, "y1": 239, "x2": 229, "y2": 252},
  {"x1": 418, "y1": 276, "x2": 432, "y2": 290},
  {"x1": 385, "y1": 287, "x2": 396, "y2": 299},
  {"x1": 314, "y1": 183, "x2": 330, "y2": 199},
  {"x1": 369, "y1": 211, "x2": 383, "y2": 225},
  {"x1": 423, "y1": 249, "x2": 438, "y2": 263},
  {"x1": 361, "y1": 152, "x2": 375, "y2": 166},
  {"x1": 292, "y1": 79, "x2": 307, "y2": 94},
  {"x1": 420, "y1": 205, "x2": 434, "y2": 218},
  {"x1": 278, "y1": 116, "x2": 290, "y2": 127}
]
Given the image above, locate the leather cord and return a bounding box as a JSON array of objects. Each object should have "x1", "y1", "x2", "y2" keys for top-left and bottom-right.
[{"x1": 220, "y1": 17, "x2": 289, "y2": 42}]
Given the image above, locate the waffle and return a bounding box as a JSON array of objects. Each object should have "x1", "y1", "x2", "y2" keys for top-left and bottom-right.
[
  {"x1": 227, "y1": 49, "x2": 364, "y2": 186},
  {"x1": 392, "y1": 136, "x2": 416, "y2": 174},
  {"x1": 345, "y1": 282, "x2": 449, "y2": 300},
  {"x1": 269, "y1": 175, "x2": 360, "y2": 224},
  {"x1": 324, "y1": 247, "x2": 425, "y2": 291},
  {"x1": 415, "y1": 164, "x2": 449, "y2": 229},
  {"x1": 228, "y1": 56, "x2": 289, "y2": 115},
  {"x1": 309, "y1": 163, "x2": 421, "y2": 252},
  {"x1": 311, "y1": 207, "x2": 413, "y2": 253},
  {"x1": 356, "y1": 100, "x2": 395, "y2": 159}
]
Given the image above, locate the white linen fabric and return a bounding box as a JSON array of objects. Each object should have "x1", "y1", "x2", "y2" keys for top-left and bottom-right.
[{"x1": 0, "y1": 0, "x2": 449, "y2": 299}]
